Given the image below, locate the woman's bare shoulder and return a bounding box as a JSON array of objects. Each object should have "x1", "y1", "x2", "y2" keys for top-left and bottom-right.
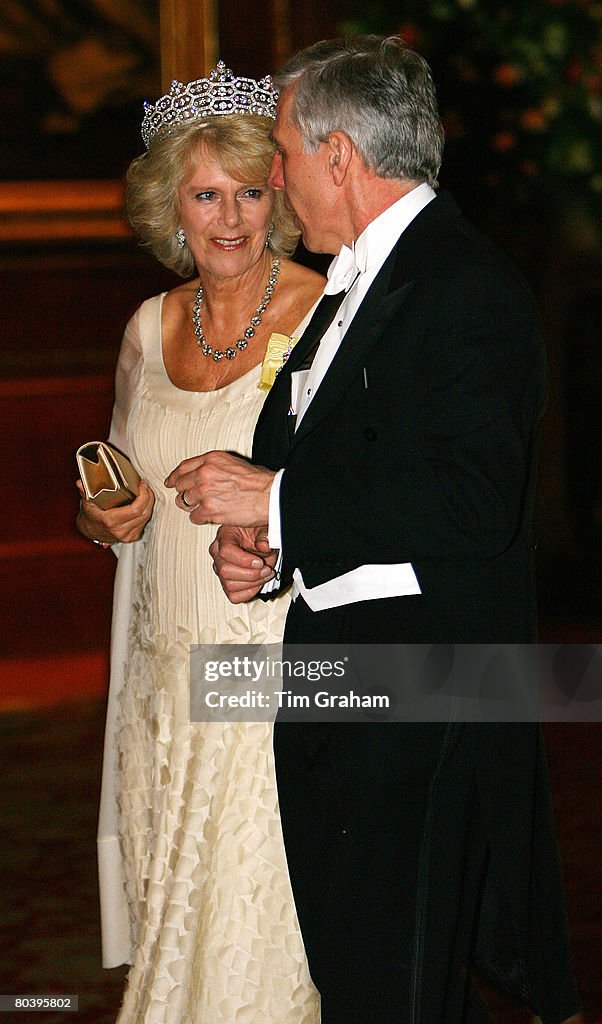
[
  {"x1": 161, "y1": 278, "x2": 198, "y2": 325},
  {"x1": 268, "y1": 260, "x2": 324, "y2": 335},
  {"x1": 282, "y1": 259, "x2": 325, "y2": 287},
  {"x1": 163, "y1": 278, "x2": 198, "y2": 304}
]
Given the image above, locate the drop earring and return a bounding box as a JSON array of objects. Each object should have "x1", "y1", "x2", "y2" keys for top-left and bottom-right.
[
  {"x1": 265, "y1": 223, "x2": 274, "y2": 248},
  {"x1": 176, "y1": 228, "x2": 186, "y2": 248}
]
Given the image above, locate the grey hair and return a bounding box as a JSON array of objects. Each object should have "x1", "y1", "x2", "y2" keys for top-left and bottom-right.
[{"x1": 274, "y1": 35, "x2": 444, "y2": 187}]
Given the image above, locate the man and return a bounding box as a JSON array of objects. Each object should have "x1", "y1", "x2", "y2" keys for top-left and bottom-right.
[{"x1": 166, "y1": 36, "x2": 579, "y2": 1024}]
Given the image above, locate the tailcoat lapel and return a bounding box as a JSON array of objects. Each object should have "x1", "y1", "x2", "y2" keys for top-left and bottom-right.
[
  {"x1": 253, "y1": 192, "x2": 463, "y2": 467},
  {"x1": 291, "y1": 269, "x2": 415, "y2": 448},
  {"x1": 253, "y1": 287, "x2": 350, "y2": 466}
]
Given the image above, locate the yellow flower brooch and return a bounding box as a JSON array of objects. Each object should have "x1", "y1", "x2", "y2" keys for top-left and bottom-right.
[{"x1": 258, "y1": 332, "x2": 299, "y2": 391}]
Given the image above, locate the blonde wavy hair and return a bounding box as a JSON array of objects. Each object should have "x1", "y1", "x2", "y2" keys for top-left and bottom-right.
[{"x1": 126, "y1": 114, "x2": 300, "y2": 277}]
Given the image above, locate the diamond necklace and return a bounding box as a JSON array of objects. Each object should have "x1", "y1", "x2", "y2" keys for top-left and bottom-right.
[{"x1": 192, "y1": 256, "x2": 281, "y2": 362}]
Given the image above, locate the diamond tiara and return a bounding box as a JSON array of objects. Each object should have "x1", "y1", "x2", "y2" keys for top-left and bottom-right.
[{"x1": 141, "y1": 61, "x2": 278, "y2": 149}]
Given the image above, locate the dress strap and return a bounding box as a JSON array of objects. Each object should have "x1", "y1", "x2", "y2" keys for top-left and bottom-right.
[{"x1": 136, "y1": 293, "x2": 167, "y2": 378}]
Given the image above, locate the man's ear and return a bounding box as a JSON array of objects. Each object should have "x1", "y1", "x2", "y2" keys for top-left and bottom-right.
[{"x1": 327, "y1": 132, "x2": 353, "y2": 185}]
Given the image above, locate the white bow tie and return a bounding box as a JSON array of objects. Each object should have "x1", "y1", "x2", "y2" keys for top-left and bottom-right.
[{"x1": 324, "y1": 243, "x2": 365, "y2": 295}]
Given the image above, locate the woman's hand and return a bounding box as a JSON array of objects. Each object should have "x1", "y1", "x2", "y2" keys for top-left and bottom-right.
[{"x1": 76, "y1": 480, "x2": 155, "y2": 546}]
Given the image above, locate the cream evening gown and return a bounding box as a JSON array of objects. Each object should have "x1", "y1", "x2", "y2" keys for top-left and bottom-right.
[{"x1": 96, "y1": 295, "x2": 319, "y2": 1024}]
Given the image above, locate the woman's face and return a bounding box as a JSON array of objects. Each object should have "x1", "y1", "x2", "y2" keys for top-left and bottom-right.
[{"x1": 178, "y1": 146, "x2": 275, "y2": 281}]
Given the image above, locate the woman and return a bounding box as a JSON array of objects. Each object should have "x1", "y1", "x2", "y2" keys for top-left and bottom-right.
[{"x1": 76, "y1": 63, "x2": 324, "y2": 1024}]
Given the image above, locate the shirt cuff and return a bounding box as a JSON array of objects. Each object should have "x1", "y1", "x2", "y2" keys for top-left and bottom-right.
[
  {"x1": 267, "y1": 468, "x2": 284, "y2": 549},
  {"x1": 260, "y1": 549, "x2": 283, "y2": 593},
  {"x1": 261, "y1": 469, "x2": 284, "y2": 594}
]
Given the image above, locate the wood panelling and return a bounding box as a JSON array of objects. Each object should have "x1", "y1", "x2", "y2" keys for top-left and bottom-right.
[
  {"x1": 0, "y1": 373, "x2": 117, "y2": 658},
  {"x1": 0, "y1": 374, "x2": 114, "y2": 545},
  {"x1": 0, "y1": 245, "x2": 177, "y2": 369},
  {"x1": 0, "y1": 242, "x2": 177, "y2": 660},
  {"x1": 160, "y1": 0, "x2": 217, "y2": 87},
  {"x1": 0, "y1": 181, "x2": 131, "y2": 242}
]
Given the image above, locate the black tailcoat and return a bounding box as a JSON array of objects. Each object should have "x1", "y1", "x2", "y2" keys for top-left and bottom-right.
[{"x1": 252, "y1": 194, "x2": 578, "y2": 1023}]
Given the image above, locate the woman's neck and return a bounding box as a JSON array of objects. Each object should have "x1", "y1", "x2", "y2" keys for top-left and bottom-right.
[{"x1": 197, "y1": 250, "x2": 274, "y2": 327}]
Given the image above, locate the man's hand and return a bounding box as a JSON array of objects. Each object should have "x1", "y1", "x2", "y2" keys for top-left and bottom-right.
[
  {"x1": 209, "y1": 525, "x2": 278, "y2": 604},
  {"x1": 164, "y1": 451, "x2": 275, "y2": 527}
]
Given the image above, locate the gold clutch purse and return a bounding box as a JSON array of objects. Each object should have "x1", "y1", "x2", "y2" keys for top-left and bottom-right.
[{"x1": 76, "y1": 441, "x2": 140, "y2": 510}]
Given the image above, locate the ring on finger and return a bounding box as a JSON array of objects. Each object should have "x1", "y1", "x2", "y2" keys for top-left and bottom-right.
[{"x1": 181, "y1": 490, "x2": 194, "y2": 509}]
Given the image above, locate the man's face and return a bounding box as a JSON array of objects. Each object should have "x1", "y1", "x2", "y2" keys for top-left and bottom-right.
[{"x1": 268, "y1": 89, "x2": 340, "y2": 255}]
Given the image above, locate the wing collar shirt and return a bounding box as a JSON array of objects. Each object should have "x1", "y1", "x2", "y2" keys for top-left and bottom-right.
[{"x1": 265, "y1": 182, "x2": 436, "y2": 608}]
